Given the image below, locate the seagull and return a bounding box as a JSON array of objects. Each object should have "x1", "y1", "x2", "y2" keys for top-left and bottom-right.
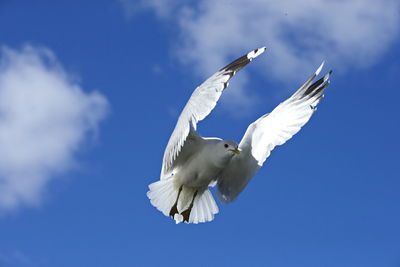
[{"x1": 147, "y1": 47, "x2": 332, "y2": 224}]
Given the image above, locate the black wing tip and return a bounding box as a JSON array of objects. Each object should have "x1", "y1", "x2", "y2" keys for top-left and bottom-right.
[
  {"x1": 310, "y1": 80, "x2": 330, "y2": 98},
  {"x1": 219, "y1": 54, "x2": 250, "y2": 73},
  {"x1": 302, "y1": 69, "x2": 332, "y2": 99},
  {"x1": 219, "y1": 46, "x2": 266, "y2": 73}
]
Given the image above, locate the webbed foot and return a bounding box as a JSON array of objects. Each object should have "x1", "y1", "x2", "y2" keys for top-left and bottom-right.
[
  {"x1": 169, "y1": 185, "x2": 183, "y2": 218},
  {"x1": 180, "y1": 190, "x2": 198, "y2": 223},
  {"x1": 181, "y1": 207, "x2": 192, "y2": 223},
  {"x1": 169, "y1": 203, "x2": 179, "y2": 218}
]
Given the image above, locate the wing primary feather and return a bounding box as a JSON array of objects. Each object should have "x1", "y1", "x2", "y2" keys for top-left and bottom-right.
[
  {"x1": 247, "y1": 47, "x2": 267, "y2": 59},
  {"x1": 293, "y1": 61, "x2": 325, "y2": 98},
  {"x1": 301, "y1": 70, "x2": 332, "y2": 99},
  {"x1": 219, "y1": 54, "x2": 249, "y2": 73},
  {"x1": 315, "y1": 61, "x2": 325, "y2": 76},
  {"x1": 310, "y1": 80, "x2": 330, "y2": 98},
  {"x1": 219, "y1": 47, "x2": 266, "y2": 73},
  {"x1": 303, "y1": 76, "x2": 326, "y2": 96}
]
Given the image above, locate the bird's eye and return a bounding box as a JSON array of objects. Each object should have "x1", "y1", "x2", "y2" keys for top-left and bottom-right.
[{"x1": 224, "y1": 144, "x2": 229, "y2": 148}]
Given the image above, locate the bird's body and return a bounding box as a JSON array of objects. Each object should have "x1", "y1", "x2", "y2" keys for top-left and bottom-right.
[
  {"x1": 173, "y1": 135, "x2": 239, "y2": 188},
  {"x1": 175, "y1": 140, "x2": 223, "y2": 189},
  {"x1": 147, "y1": 47, "x2": 332, "y2": 224}
]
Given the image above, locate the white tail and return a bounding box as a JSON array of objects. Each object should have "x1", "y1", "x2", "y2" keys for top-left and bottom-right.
[
  {"x1": 147, "y1": 177, "x2": 178, "y2": 217},
  {"x1": 147, "y1": 178, "x2": 219, "y2": 224},
  {"x1": 189, "y1": 189, "x2": 219, "y2": 224}
]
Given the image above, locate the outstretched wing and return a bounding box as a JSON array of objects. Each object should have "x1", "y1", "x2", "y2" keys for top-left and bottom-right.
[
  {"x1": 161, "y1": 47, "x2": 266, "y2": 179},
  {"x1": 217, "y1": 63, "x2": 332, "y2": 203}
]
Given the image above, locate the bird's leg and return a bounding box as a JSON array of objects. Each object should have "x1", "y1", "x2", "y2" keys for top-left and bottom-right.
[
  {"x1": 169, "y1": 185, "x2": 183, "y2": 218},
  {"x1": 181, "y1": 190, "x2": 198, "y2": 223}
]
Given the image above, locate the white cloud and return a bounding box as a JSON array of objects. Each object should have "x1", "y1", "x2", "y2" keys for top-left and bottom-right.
[
  {"x1": 0, "y1": 45, "x2": 109, "y2": 211},
  {"x1": 123, "y1": 0, "x2": 400, "y2": 112},
  {"x1": 119, "y1": 0, "x2": 187, "y2": 18}
]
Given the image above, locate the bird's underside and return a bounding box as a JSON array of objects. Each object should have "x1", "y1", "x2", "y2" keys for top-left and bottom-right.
[
  {"x1": 147, "y1": 46, "x2": 332, "y2": 224},
  {"x1": 165, "y1": 132, "x2": 237, "y2": 222}
]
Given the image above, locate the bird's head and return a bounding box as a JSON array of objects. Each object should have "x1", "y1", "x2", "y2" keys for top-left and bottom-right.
[
  {"x1": 219, "y1": 140, "x2": 241, "y2": 156},
  {"x1": 211, "y1": 140, "x2": 240, "y2": 168}
]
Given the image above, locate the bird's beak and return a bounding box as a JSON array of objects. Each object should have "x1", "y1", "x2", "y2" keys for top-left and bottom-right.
[{"x1": 230, "y1": 148, "x2": 241, "y2": 155}]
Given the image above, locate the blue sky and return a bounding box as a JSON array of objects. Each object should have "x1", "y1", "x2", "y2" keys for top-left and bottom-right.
[{"x1": 0, "y1": 1, "x2": 399, "y2": 266}]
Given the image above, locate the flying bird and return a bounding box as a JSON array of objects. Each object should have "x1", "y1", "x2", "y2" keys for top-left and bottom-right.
[{"x1": 147, "y1": 47, "x2": 332, "y2": 224}]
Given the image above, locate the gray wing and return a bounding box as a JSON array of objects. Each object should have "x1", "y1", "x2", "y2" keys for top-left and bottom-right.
[
  {"x1": 217, "y1": 63, "x2": 332, "y2": 203},
  {"x1": 161, "y1": 47, "x2": 266, "y2": 179},
  {"x1": 167, "y1": 129, "x2": 203, "y2": 174}
]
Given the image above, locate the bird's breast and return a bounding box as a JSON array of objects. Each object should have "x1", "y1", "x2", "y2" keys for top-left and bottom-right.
[{"x1": 175, "y1": 152, "x2": 223, "y2": 189}]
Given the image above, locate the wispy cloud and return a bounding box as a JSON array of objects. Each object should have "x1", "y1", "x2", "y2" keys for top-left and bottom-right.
[
  {"x1": 122, "y1": 0, "x2": 400, "y2": 113},
  {"x1": 0, "y1": 45, "x2": 109, "y2": 212},
  {"x1": 119, "y1": 0, "x2": 190, "y2": 19}
]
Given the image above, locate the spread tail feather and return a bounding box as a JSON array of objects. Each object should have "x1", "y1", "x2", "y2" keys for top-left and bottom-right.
[
  {"x1": 147, "y1": 178, "x2": 178, "y2": 217},
  {"x1": 147, "y1": 178, "x2": 219, "y2": 224},
  {"x1": 189, "y1": 189, "x2": 219, "y2": 224}
]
